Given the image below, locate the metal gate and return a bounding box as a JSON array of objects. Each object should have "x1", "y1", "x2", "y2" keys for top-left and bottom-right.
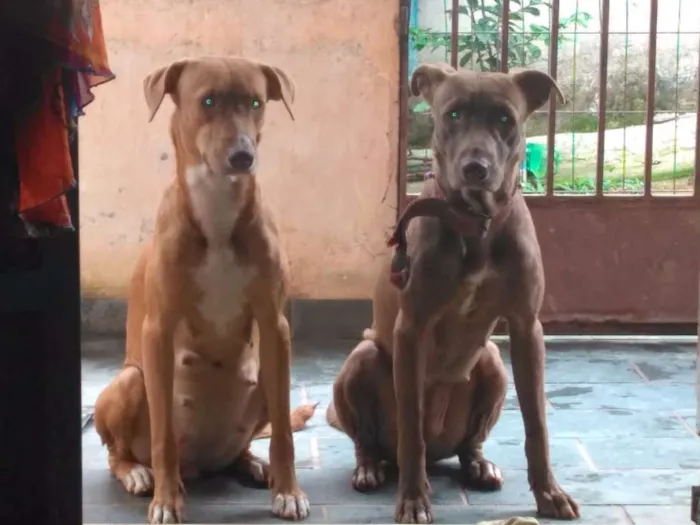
[{"x1": 398, "y1": 0, "x2": 700, "y2": 334}]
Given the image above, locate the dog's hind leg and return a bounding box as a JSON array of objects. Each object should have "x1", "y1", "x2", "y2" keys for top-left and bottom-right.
[
  {"x1": 94, "y1": 366, "x2": 155, "y2": 496},
  {"x1": 230, "y1": 448, "x2": 271, "y2": 487},
  {"x1": 455, "y1": 341, "x2": 507, "y2": 492},
  {"x1": 329, "y1": 338, "x2": 395, "y2": 492},
  {"x1": 228, "y1": 405, "x2": 272, "y2": 487}
]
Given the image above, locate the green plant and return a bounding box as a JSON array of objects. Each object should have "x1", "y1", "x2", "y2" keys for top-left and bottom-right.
[{"x1": 409, "y1": 0, "x2": 592, "y2": 74}]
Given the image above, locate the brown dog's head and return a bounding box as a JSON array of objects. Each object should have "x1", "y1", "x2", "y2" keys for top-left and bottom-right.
[
  {"x1": 411, "y1": 64, "x2": 563, "y2": 201},
  {"x1": 143, "y1": 56, "x2": 295, "y2": 178}
]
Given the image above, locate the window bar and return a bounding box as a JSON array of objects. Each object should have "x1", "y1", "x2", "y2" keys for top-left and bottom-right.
[
  {"x1": 643, "y1": 0, "x2": 659, "y2": 197},
  {"x1": 694, "y1": 34, "x2": 700, "y2": 198},
  {"x1": 595, "y1": 0, "x2": 611, "y2": 197},
  {"x1": 545, "y1": 0, "x2": 561, "y2": 197},
  {"x1": 451, "y1": 0, "x2": 459, "y2": 69},
  {"x1": 500, "y1": 0, "x2": 510, "y2": 73}
]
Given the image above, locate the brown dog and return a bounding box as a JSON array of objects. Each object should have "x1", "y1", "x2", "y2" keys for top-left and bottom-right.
[
  {"x1": 327, "y1": 64, "x2": 579, "y2": 524},
  {"x1": 93, "y1": 56, "x2": 314, "y2": 524}
]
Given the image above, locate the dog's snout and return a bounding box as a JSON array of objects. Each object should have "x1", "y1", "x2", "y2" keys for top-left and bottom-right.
[
  {"x1": 227, "y1": 150, "x2": 255, "y2": 171},
  {"x1": 226, "y1": 135, "x2": 256, "y2": 173},
  {"x1": 461, "y1": 159, "x2": 490, "y2": 181}
]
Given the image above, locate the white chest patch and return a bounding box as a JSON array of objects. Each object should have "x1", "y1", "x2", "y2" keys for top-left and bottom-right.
[
  {"x1": 186, "y1": 165, "x2": 241, "y2": 241},
  {"x1": 186, "y1": 166, "x2": 257, "y2": 335}
]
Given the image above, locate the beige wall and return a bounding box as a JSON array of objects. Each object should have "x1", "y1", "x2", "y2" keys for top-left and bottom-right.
[{"x1": 80, "y1": 0, "x2": 399, "y2": 300}]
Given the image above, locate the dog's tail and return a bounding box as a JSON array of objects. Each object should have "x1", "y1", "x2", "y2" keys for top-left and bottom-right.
[{"x1": 252, "y1": 402, "x2": 319, "y2": 440}]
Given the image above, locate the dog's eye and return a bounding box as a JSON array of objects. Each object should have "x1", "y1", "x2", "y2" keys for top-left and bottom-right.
[
  {"x1": 448, "y1": 110, "x2": 461, "y2": 120},
  {"x1": 201, "y1": 96, "x2": 215, "y2": 108},
  {"x1": 498, "y1": 113, "x2": 512, "y2": 125},
  {"x1": 252, "y1": 98, "x2": 261, "y2": 110}
]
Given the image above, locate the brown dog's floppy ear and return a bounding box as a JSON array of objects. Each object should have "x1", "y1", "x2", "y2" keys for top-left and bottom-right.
[
  {"x1": 410, "y1": 63, "x2": 456, "y2": 105},
  {"x1": 261, "y1": 65, "x2": 296, "y2": 121},
  {"x1": 143, "y1": 60, "x2": 189, "y2": 122},
  {"x1": 510, "y1": 68, "x2": 565, "y2": 116}
]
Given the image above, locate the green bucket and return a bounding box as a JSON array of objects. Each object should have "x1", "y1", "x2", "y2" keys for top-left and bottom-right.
[{"x1": 522, "y1": 143, "x2": 560, "y2": 181}]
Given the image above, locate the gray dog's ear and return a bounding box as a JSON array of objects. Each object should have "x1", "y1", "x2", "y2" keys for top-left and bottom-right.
[
  {"x1": 410, "y1": 63, "x2": 456, "y2": 105},
  {"x1": 510, "y1": 68, "x2": 565, "y2": 116},
  {"x1": 143, "y1": 60, "x2": 190, "y2": 123},
  {"x1": 261, "y1": 65, "x2": 296, "y2": 121}
]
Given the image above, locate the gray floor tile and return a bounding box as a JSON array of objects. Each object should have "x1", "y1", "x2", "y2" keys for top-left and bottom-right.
[
  {"x1": 544, "y1": 352, "x2": 644, "y2": 384},
  {"x1": 84, "y1": 502, "x2": 149, "y2": 524},
  {"x1": 624, "y1": 505, "x2": 690, "y2": 524},
  {"x1": 676, "y1": 408, "x2": 698, "y2": 433},
  {"x1": 631, "y1": 350, "x2": 695, "y2": 384},
  {"x1": 563, "y1": 470, "x2": 695, "y2": 506},
  {"x1": 80, "y1": 342, "x2": 700, "y2": 523},
  {"x1": 482, "y1": 438, "x2": 587, "y2": 470},
  {"x1": 466, "y1": 468, "x2": 695, "y2": 506},
  {"x1": 489, "y1": 410, "x2": 527, "y2": 440},
  {"x1": 324, "y1": 504, "x2": 514, "y2": 524},
  {"x1": 546, "y1": 383, "x2": 695, "y2": 411},
  {"x1": 581, "y1": 436, "x2": 700, "y2": 469},
  {"x1": 546, "y1": 408, "x2": 690, "y2": 438},
  {"x1": 330, "y1": 504, "x2": 633, "y2": 525},
  {"x1": 533, "y1": 505, "x2": 631, "y2": 525},
  {"x1": 83, "y1": 503, "x2": 329, "y2": 524},
  {"x1": 81, "y1": 356, "x2": 121, "y2": 407},
  {"x1": 295, "y1": 467, "x2": 466, "y2": 506},
  {"x1": 315, "y1": 437, "x2": 358, "y2": 469}
]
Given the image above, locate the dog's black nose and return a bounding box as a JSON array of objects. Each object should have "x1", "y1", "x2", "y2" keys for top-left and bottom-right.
[
  {"x1": 228, "y1": 150, "x2": 255, "y2": 172},
  {"x1": 461, "y1": 159, "x2": 490, "y2": 181}
]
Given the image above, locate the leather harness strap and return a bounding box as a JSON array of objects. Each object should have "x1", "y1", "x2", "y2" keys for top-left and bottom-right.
[{"x1": 387, "y1": 173, "x2": 520, "y2": 289}]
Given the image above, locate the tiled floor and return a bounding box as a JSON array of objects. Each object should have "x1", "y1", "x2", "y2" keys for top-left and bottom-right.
[{"x1": 82, "y1": 338, "x2": 698, "y2": 524}]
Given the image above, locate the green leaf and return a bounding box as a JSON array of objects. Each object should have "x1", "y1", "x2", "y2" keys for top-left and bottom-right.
[
  {"x1": 459, "y1": 52, "x2": 474, "y2": 67},
  {"x1": 529, "y1": 23, "x2": 549, "y2": 34},
  {"x1": 482, "y1": 5, "x2": 503, "y2": 17},
  {"x1": 527, "y1": 43, "x2": 543, "y2": 60},
  {"x1": 523, "y1": 6, "x2": 541, "y2": 16}
]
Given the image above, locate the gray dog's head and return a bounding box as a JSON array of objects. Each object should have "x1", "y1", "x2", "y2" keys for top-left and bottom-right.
[{"x1": 411, "y1": 64, "x2": 564, "y2": 202}]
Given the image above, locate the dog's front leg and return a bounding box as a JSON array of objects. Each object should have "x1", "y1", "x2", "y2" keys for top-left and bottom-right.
[
  {"x1": 142, "y1": 315, "x2": 183, "y2": 524},
  {"x1": 253, "y1": 288, "x2": 310, "y2": 521},
  {"x1": 508, "y1": 314, "x2": 579, "y2": 520},
  {"x1": 393, "y1": 307, "x2": 433, "y2": 524}
]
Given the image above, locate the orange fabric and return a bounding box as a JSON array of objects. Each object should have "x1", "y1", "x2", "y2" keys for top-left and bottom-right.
[
  {"x1": 17, "y1": 69, "x2": 74, "y2": 227},
  {"x1": 15, "y1": 0, "x2": 114, "y2": 231}
]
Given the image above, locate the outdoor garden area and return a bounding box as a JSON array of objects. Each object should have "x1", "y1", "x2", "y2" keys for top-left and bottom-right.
[{"x1": 407, "y1": 0, "x2": 699, "y2": 195}]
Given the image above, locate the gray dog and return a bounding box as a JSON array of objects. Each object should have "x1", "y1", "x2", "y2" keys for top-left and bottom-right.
[{"x1": 327, "y1": 64, "x2": 578, "y2": 524}]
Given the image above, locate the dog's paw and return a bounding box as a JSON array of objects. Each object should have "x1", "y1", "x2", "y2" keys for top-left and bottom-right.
[
  {"x1": 233, "y1": 452, "x2": 270, "y2": 487},
  {"x1": 352, "y1": 461, "x2": 386, "y2": 492},
  {"x1": 534, "y1": 484, "x2": 580, "y2": 520},
  {"x1": 271, "y1": 491, "x2": 311, "y2": 521},
  {"x1": 121, "y1": 464, "x2": 154, "y2": 496},
  {"x1": 394, "y1": 489, "x2": 433, "y2": 524},
  {"x1": 148, "y1": 497, "x2": 184, "y2": 524},
  {"x1": 460, "y1": 458, "x2": 504, "y2": 492}
]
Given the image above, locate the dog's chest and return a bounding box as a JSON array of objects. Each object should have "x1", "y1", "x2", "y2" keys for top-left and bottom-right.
[
  {"x1": 456, "y1": 262, "x2": 497, "y2": 317},
  {"x1": 186, "y1": 166, "x2": 256, "y2": 335},
  {"x1": 192, "y1": 250, "x2": 256, "y2": 336}
]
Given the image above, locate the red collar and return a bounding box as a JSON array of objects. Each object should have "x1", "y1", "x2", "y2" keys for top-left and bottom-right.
[{"x1": 387, "y1": 173, "x2": 519, "y2": 289}]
